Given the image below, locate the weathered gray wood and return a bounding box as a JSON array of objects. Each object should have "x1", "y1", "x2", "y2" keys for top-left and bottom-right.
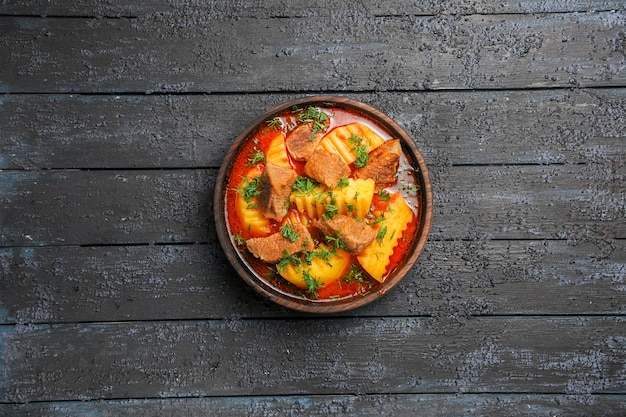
[
  {"x1": 2, "y1": 163, "x2": 623, "y2": 247},
  {"x1": 1, "y1": 317, "x2": 624, "y2": 402},
  {"x1": 3, "y1": 393, "x2": 625, "y2": 416},
  {"x1": 1, "y1": 12, "x2": 624, "y2": 93},
  {"x1": 1, "y1": 89, "x2": 624, "y2": 170},
  {"x1": 0, "y1": 0, "x2": 622, "y2": 17},
  {"x1": 0, "y1": 240, "x2": 624, "y2": 324},
  {"x1": 434, "y1": 163, "x2": 626, "y2": 241},
  {"x1": 1, "y1": 1, "x2": 625, "y2": 412},
  {"x1": 0, "y1": 170, "x2": 215, "y2": 247}
]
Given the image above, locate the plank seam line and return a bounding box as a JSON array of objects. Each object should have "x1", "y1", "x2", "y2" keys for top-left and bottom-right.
[
  {"x1": 1, "y1": 314, "x2": 624, "y2": 327},
  {"x1": 0, "y1": 8, "x2": 621, "y2": 20},
  {"x1": 2, "y1": 391, "x2": 626, "y2": 406},
  {"x1": 0, "y1": 161, "x2": 598, "y2": 173},
  {"x1": 1, "y1": 85, "x2": 625, "y2": 97},
  {"x1": 0, "y1": 14, "x2": 135, "y2": 19},
  {"x1": 1, "y1": 237, "x2": 625, "y2": 251}
]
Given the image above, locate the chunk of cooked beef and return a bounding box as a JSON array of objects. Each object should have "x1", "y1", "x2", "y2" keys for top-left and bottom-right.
[
  {"x1": 303, "y1": 149, "x2": 350, "y2": 188},
  {"x1": 246, "y1": 223, "x2": 314, "y2": 263},
  {"x1": 313, "y1": 215, "x2": 376, "y2": 254},
  {"x1": 258, "y1": 162, "x2": 297, "y2": 221},
  {"x1": 353, "y1": 139, "x2": 402, "y2": 187},
  {"x1": 285, "y1": 123, "x2": 326, "y2": 161}
]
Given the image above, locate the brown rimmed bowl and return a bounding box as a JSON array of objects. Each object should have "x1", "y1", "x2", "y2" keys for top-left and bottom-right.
[{"x1": 214, "y1": 96, "x2": 433, "y2": 313}]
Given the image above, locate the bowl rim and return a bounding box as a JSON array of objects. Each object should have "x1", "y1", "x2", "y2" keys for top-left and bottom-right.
[{"x1": 214, "y1": 95, "x2": 433, "y2": 313}]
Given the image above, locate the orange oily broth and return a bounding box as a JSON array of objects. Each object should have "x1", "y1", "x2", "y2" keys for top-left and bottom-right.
[{"x1": 226, "y1": 106, "x2": 422, "y2": 300}]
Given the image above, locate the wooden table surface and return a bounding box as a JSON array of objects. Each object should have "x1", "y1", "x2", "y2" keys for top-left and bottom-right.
[{"x1": 1, "y1": 1, "x2": 625, "y2": 415}]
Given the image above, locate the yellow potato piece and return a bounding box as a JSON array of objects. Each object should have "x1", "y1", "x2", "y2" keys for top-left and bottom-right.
[
  {"x1": 290, "y1": 184, "x2": 327, "y2": 219},
  {"x1": 357, "y1": 193, "x2": 414, "y2": 282},
  {"x1": 235, "y1": 169, "x2": 271, "y2": 236},
  {"x1": 338, "y1": 178, "x2": 375, "y2": 219},
  {"x1": 278, "y1": 245, "x2": 351, "y2": 290},
  {"x1": 290, "y1": 178, "x2": 374, "y2": 221},
  {"x1": 318, "y1": 123, "x2": 385, "y2": 166},
  {"x1": 265, "y1": 131, "x2": 290, "y2": 168}
]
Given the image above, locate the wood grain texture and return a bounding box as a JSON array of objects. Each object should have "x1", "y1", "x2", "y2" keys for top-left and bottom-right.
[
  {"x1": 0, "y1": 170, "x2": 215, "y2": 246},
  {"x1": 1, "y1": 317, "x2": 624, "y2": 402},
  {"x1": 0, "y1": 240, "x2": 624, "y2": 324},
  {"x1": 0, "y1": 0, "x2": 623, "y2": 17},
  {"x1": 1, "y1": 11, "x2": 624, "y2": 93},
  {"x1": 1, "y1": 1, "x2": 625, "y2": 413},
  {"x1": 1, "y1": 89, "x2": 624, "y2": 170},
  {"x1": 1, "y1": 163, "x2": 623, "y2": 247},
  {"x1": 3, "y1": 393, "x2": 625, "y2": 417}
]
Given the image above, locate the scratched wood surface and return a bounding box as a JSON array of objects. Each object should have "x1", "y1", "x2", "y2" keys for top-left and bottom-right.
[{"x1": 1, "y1": 0, "x2": 625, "y2": 416}]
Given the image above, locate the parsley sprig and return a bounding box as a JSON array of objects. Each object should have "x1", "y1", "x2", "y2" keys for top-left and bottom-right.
[
  {"x1": 295, "y1": 106, "x2": 329, "y2": 141},
  {"x1": 246, "y1": 149, "x2": 265, "y2": 166},
  {"x1": 292, "y1": 176, "x2": 319, "y2": 195},
  {"x1": 280, "y1": 223, "x2": 300, "y2": 243},
  {"x1": 303, "y1": 270, "x2": 323, "y2": 298},
  {"x1": 376, "y1": 225, "x2": 388, "y2": 246},
  {"x1": 325, "y1": 234, "x2": 346, "y2": 250},
  {"x1": 266, "y1": 117, "x2": 282, "y2": 131},
  {"x1": 348, "y1": 133, "x2": 369, "y2": 168},
  {"x1": 238, "y1": 176, "x2": 262, "y2": 209},
  {"x1": 322, "y1": 191, "x2": 339, "y2": 220},
  {"x1": 277, "y1": 251, "x2": 302, "y2": 273}
]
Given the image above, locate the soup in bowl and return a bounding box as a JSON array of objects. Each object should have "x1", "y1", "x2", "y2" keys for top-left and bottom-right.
[{"x1": 214, "y1": 96, "x2": 432, "y2": 313}]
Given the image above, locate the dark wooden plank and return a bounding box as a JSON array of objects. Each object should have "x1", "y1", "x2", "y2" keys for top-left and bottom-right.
[
  {"x1": 0, "y1": 170, "x2": 215, "y2": 247},
  {"x1": 1, "y1": 162, "x2": 624, "y2": 248},
  {"x1": 1, "y1": 12, "x2": 624, "y2": 93},
  {"x1": 434, "y1": 163, "x2": 626, "y2": 241},
  {"x1": 3, "y1": 393, "x2": 625, "y2": 416},
  {"x1": 2, "y1": 89, "x2": 624, "y2": 170},
  {"x1": 1, "y1": 317, "x2": 624, "y2": 402},
  {"x1": 1, "y1": 240, "x2": 624, "y2": 324},
  {"x1": 0, "y1": 0, "x2": 622, "y2": 17}
]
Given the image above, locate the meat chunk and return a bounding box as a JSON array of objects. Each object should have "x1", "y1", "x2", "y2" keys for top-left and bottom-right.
[
  {"x1": 353, "y1": 139, "x2": 402, "y2": 187},
  {"x1": 258, "y1": 162, "x2": 297, "y2": 221},
  {"x1": 313, "y1": 215, "x2": 376, "y2": 254},
  {"x1": 304, "y1": 149, "x2": 350, "y2": 188},
  {"x1": 285, "y1": 123, "x2": 326, "y2": 161},
  {"x1": 246, "y1": 223, "x2": 314, "y2": 263}
]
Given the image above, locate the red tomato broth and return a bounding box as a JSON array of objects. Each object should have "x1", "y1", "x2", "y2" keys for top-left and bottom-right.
[{"x1": 225, "y1": 105, "x2": 422, "y2": 300}]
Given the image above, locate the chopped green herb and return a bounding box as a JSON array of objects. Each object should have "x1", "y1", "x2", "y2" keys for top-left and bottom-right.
[
  {"x1": 349, "y1": 133, "x2": 369, "y2": 168},
  {"x1": 371, "y1": 213, "x2": 385, "y2": 225},
  {"x1": 233, "y1": 232, "x2": 245, "y2": 246},
  {"x1": 296, "y1": 106, "x2": 329, "y2": 141},
  {"x1": 404, "y1": 183, "x2": 421, "y2": 194},
  {"x1": 325, "y1": 234, "x2": 346, "y2": 250},
  {"x1": 293, "y1": 176, "x2": 318, "y2": 195},
  {"x1": 277, "y1": 251, "x2": 302, "y2": 272},
  {"x1": 343, "y1": 265, "x2": 365, "y2": 284},
  {"x1": 322, "y1": 191, "x2": 339, "y2": 220},
  {"x1": 247, "y1": 149, "x2": 265, "y2": 166},
  {"x1": 337, "y1": 176, "x2": 349, "y2": 189},
  {"x1": 238, "y1": 176, "x2": 262, "y2": 209},
  {"x1": 303, "y1": 246, "x2": 336, "y2": 267},
  {"x1": 376, "y1": 225, "x2": 388, "y2": 246},
  {"x1": 314, "y1": 247, "x2": 336, "y2": 267},
  {"x1": 280, "y1": 223, "x2": 300, "y2": 243},
  {"x1": 322, "y1": 203, "x2": 339, "y2": 220},
  {"x1": 266, "y1": 117, "x2": 282, "y2": 131},
  {"x1": 378, "y1": 188, "x2": 391, "y2": 201},
  {"x1": 353, "y1": 147, "x2": 369, "y2": 167},
  {"x1": 303, "y1": 270, "x2": 323, "y2": 298},
  {"x1": 345, "y1": 202, "x2": 356, "y2": 213}
]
